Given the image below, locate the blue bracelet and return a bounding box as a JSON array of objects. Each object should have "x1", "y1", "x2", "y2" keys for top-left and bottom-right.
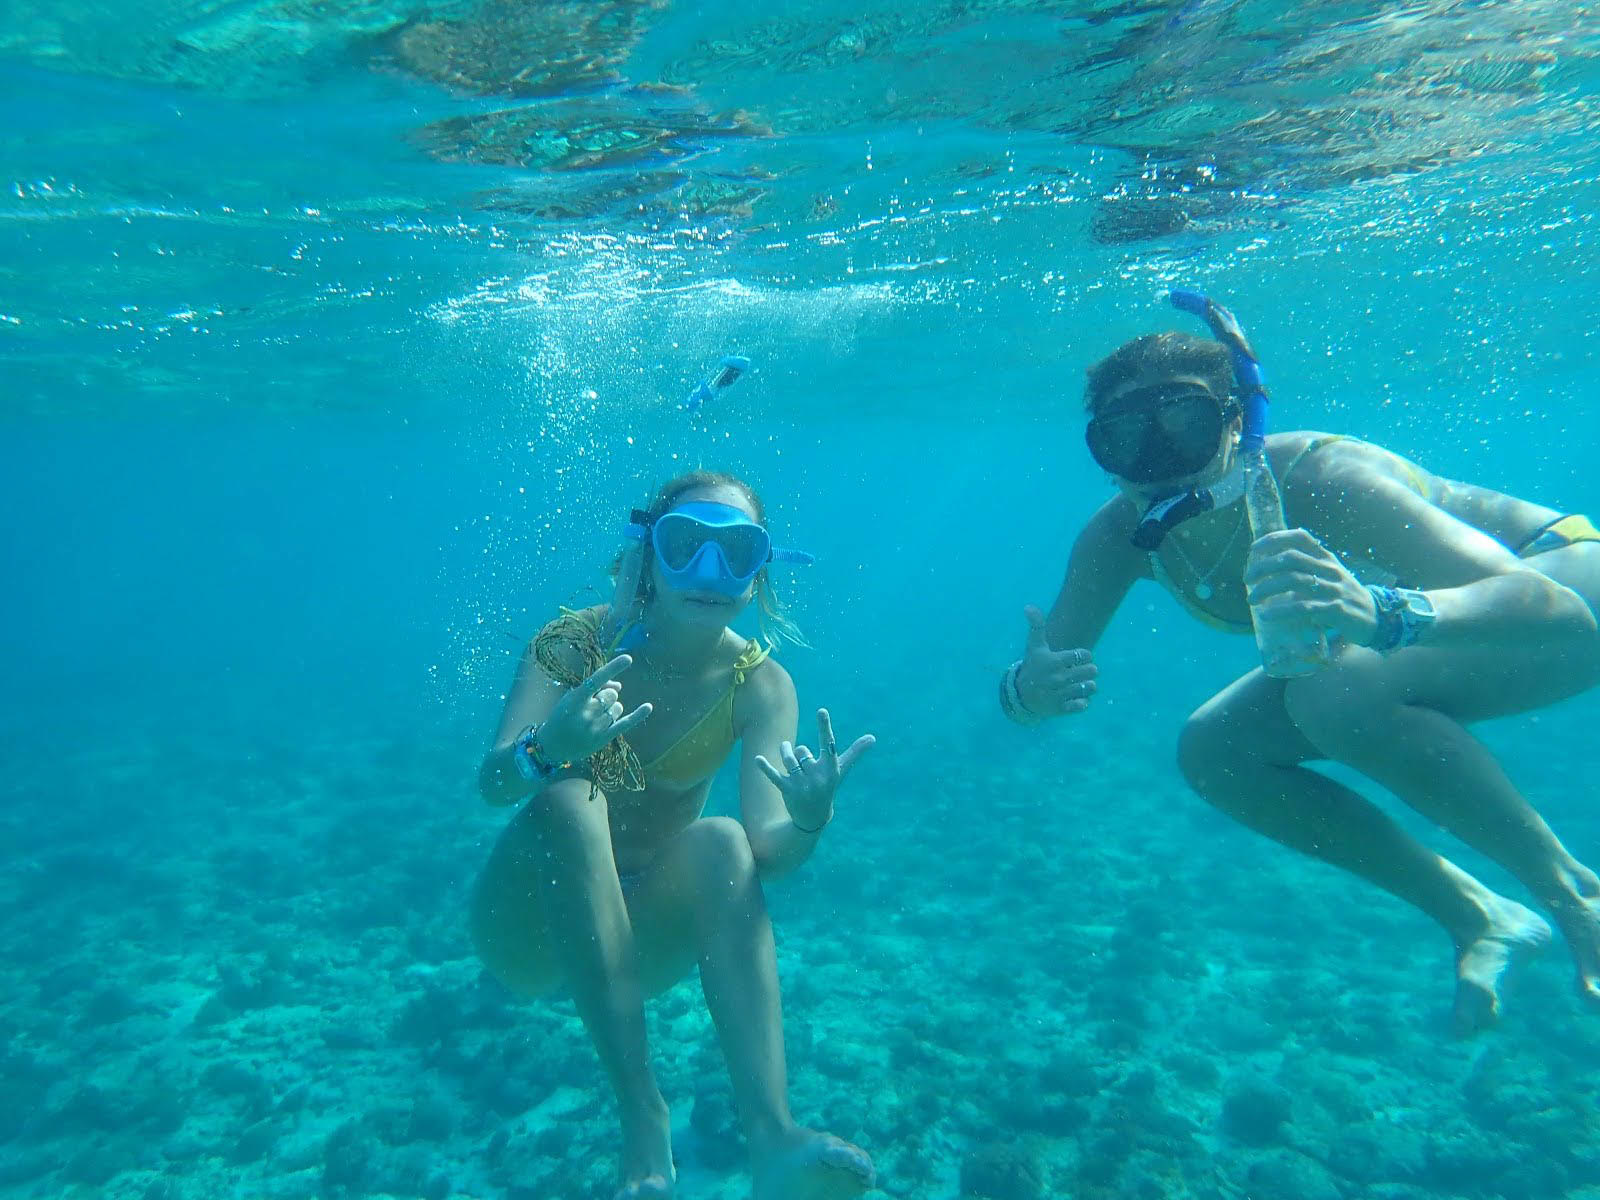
[
  {"x1": 1367, "y1": 585, "x2": 1436, "y2": 654},
  {"x1": 512, "y1": 724, "x2": 563, "y2": 780},
  {"x1": 1367, "y1": 586, "x2": 1406, "y2": 653}
]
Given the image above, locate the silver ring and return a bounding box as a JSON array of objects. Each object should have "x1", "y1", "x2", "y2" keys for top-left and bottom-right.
[
  {"x1": 1074, "y1": 649, "x2": 1089, "y2": 666},
  {"x1": 823, "y1": 741, "x2": 837, "y2": 756}
]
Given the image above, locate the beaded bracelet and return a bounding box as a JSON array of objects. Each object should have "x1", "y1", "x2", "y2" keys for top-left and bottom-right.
[{"x1": 999, "y1": 661, "x2": 1043, "y2": 727}]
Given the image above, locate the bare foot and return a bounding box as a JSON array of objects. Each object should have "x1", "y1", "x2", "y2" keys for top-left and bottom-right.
[
  {"x1": 1452, "y1": 896, "x2": 1551, "y2": 1036},
  {"x1": 1549, "y1": 870, "x2": 1600, "y2": 1010},
  {"x1": 753, "y1": 1128, "x2": 875, "y2": 1200},
  {"x1": 615, "y1": 1100, "x2": 675, "y2": 1200}
]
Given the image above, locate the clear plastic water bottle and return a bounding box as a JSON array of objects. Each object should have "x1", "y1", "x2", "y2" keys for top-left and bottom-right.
[{"x1": 1243, "y1": 447, "x2": 1330, "y2": 677}]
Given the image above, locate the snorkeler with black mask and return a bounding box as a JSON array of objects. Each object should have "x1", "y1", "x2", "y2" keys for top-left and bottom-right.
[
  {"x1": 1086, "y1": 370, "x2": 1247, "y2": 550},
  {"x1": 1000, "y1": 295, "x2": 1600, "y2": 1035}
]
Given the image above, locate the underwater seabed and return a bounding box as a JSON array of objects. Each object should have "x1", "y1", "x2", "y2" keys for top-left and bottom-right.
[
  {"x1": 3, "y1": 688, "x2": 1599, "y2": 1200},
  {"x1": 4, "y1": 4, "x2": 1600, "y2": 1196}
]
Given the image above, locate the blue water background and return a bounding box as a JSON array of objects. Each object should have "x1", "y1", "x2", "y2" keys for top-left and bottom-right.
[{"x1": 4, "y1": 7, "x2": 1600, "y2": 1198}]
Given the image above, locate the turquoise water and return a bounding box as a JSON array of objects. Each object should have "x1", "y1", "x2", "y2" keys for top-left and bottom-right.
[{"x1": 4, "y1": 2, "x2": 1600, "y2": 1198}]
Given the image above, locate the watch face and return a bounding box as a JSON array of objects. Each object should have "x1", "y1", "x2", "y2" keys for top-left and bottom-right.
[{"x1": 1401, "y1": 588, "x2": 1437, "y2": 618}]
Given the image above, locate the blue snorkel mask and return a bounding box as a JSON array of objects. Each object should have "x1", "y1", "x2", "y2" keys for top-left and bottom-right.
[
  {"x1": 1120, "y1": 289, "x2": 1268, "y2": 551},
  {"x1": 624, "y1": 501, "x2": 815, "y2": 598}
]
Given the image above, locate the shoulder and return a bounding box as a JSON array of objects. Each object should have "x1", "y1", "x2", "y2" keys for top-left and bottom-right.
[
  {"x1": 1272, "y1": 432, "x2": 1425, "y2": 496},
  {"x1": 1272, "y1": 433, "x2": 1443, "y2": 540},
  {"x1": 738, "y1": 641, "x2": 792, "y2": 696},
  {"x1": 528, "y1": 604, "x2": 610, "y2": 678},
  {"x1": 532, "y1": 603, "x2": 607, "y2": 638},
  {"x1": 734, "y1": 643, "x2": 795, "y2": 724},
  {"x1": 1273, "y1": 435, "x2": 1440, "y2": 508},
  {"x1": 1079, "y1": 494, "x2": 1141, "y2": 553}
]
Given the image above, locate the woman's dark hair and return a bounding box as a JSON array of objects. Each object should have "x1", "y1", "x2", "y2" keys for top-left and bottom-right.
[{"x1": 1084, "y1": 332, "x2": 1233, "y2": 413}]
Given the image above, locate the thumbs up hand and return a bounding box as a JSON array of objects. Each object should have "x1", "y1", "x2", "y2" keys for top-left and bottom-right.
[{"x1": 1016, "y1": 605, "x2": 1098, "y2": 717}]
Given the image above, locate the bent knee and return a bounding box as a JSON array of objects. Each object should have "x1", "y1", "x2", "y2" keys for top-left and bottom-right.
[
  {"x1": 469, "y1": 877, "x2": 558, "y2": 998},
  {"x1": 681, "y1": 815, "x2": 757, "y2": 881},
  {"x1": 1281, "y1": 653, "x2": 1392, "y2": 749},
  {"x1": 1177, "y1": 710, "x2": 1238, "y2": 796}
]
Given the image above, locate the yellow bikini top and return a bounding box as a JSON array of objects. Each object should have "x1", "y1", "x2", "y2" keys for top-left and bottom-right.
[
  {"x1": 639, "y1": 639, "x2": 771, "y2": 788},
  {"x1": 1148, "y1": 435, "x2": 1424, "y2": 635},
  {"x1": 532, "y1": 607, "x2": 771, "y2": 789}
]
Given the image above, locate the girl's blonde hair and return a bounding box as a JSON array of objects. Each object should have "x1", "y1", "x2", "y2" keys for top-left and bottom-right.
[{"x1": 611, "y1": 470, "x2": 807, "y2": 649}]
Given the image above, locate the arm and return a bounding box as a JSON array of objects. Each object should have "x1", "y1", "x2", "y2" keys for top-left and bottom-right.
[
  {"x1": 1011, "y1": 499, "x2": 1147, "y2": 719},
  {"x1": 1040, "y1": 497, "x2": 1149, "y2": 651},
  {"x1": 734, "y1": 660, "x2": 818, "y2": 877},
  {"x1": 736, "y1": 661, "x2": 877, "y2": 879},
  {"x1": 478, "y1": 609, "x2": 652, "y2": 805},
  {"x1": 1263, "y1": 449, "x2": 1597, "y2": 650},
  {"x1": 478, "y1": 641, "x2": 568, "y2": 806}
]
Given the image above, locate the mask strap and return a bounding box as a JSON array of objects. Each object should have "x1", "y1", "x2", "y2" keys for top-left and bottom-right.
[{"x1": 623, "y1": 508, "x2": 652, "y2": 542}]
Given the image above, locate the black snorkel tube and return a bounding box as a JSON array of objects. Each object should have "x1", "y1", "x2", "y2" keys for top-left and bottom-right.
[{"x1": 1127, "y1": 289, "x2": 1269, "y2": 550}]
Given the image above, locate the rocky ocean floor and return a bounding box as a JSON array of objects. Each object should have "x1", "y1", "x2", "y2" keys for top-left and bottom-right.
[{"x1": 4, "y1": 697, "x2": 1599, "y2": 1200}]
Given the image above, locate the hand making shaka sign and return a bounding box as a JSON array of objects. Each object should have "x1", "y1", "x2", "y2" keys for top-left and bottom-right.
[{"x1": 754, "y1": 708, "x2": 874, "y2": 834}]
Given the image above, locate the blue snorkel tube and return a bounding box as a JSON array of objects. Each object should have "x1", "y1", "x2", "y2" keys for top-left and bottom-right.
[
  {"x1": 1120, "y1": 289, "x2": 1267, "y2": 553},
  {"x1": 1129, "y1": 289, "x2": 1269, "y2": 551},
  {"x1": 1169, "y1": 288, "x2": 1268, "y2": 451},
  {"x1": 683, "y1": 355, "x2": 751, "y2": 411},
  {"x1": 1169, "y1": 287, "x2": 1329, "y2": 675}
]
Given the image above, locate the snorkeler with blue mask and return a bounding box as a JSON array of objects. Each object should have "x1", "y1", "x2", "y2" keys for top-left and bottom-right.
[
  {"x1": 624, "y1": 499, "x2": 816, "y2": 600},
  {"x1": 1001, "y1": 296, "x2": 1600, "y2": 1036},
  {"x1": 472, "y1": 471, "x2": 876, "y2": 1200}
]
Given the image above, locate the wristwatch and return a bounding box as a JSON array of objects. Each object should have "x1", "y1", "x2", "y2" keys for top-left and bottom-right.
[
  {"x1": 512, "y1": 724, "x2": 562, "y2": 780},
  {"x1": 1367, "y1": 586, "x2": 1437, "y2": 654}
]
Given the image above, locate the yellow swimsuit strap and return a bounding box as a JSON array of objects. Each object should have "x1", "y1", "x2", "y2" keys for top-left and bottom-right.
[{"x1": 731, "y1": 639, "x2": 771, "y2": 682}]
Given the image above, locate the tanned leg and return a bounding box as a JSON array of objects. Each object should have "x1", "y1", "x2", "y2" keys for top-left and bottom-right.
[
  {"x1": 1180, "y1": 670, "x2": 1549, "y2": 1034},
  {"x1": 628, "y1": 818, "x2": 875, "y2": 1200}
]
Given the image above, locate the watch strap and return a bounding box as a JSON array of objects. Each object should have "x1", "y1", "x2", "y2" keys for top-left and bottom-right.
[
  {"x1": 513, "y1": 724, "x2": 565, "y2": 780},
  {"x1": 1367, "y1": 585, "x2": 1432, "y2": 654}
]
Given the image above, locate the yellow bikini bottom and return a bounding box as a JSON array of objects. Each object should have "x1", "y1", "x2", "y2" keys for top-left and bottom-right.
[{"x1": 1515, "y1": 514, "x2": 1600, "y2": 559}]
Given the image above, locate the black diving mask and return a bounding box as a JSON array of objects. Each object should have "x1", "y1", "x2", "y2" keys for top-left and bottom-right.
[{"x1": 1085, "y1": 384, "x2": 1235, "y2": 484}]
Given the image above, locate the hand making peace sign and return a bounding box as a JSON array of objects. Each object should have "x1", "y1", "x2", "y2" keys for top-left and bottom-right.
[
  {"x1": 754, "y1": 708, "x2": 874, "y2": 834},
  {"x1": 540, "y1": 653, "x2": 654, "y2": 763}
]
